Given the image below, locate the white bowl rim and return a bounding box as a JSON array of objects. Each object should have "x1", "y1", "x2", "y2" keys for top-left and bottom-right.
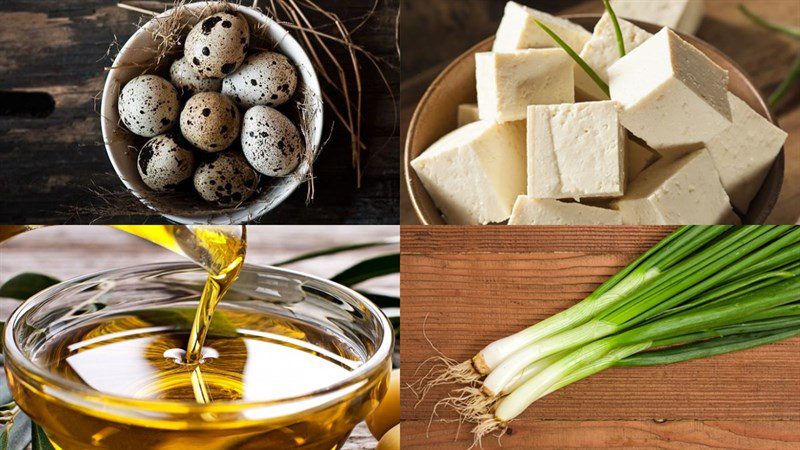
[{"x1": 101, "y1": 1, "x2": 324, "y2": 224}]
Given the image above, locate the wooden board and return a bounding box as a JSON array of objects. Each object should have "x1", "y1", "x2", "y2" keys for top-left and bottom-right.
[
  {"x1": 400, "y1": 226, "x2": 800, "y2": 448},
  {"x1": 400, "y1": 0, "x2": 800, "y2": 225},
  {"x1": 0, "y1": 0, "x2": 399, "y2": 224}
]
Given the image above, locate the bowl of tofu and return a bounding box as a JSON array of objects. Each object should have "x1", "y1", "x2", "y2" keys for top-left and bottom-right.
[{"x1": 405, "y1": 2, "x2": 787, "y2": 226}]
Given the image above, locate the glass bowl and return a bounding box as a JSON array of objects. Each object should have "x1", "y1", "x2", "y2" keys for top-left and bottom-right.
[{"x1": 3, "y1": 263, "x2": 393, "y2": 450}]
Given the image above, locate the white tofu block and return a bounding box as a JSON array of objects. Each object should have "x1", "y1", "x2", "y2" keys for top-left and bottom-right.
[
  {"x1": 493, "y1": 1, "x2": 592, "y2": 52},
  {"x1": 705, "y1": 93, "x2": 788, "y2": 213},
  {"x1": 509, "y1": 196, "x2": 623, "y2": 225},
  {"x1": 411, "y1": 120, "x2": 527, "y2": 225},
  {"x1": 614, "y1": 149, "x2": 739, "y2": 224},
  {"x1": 608, "y1": 28, "x2": 731, "y2": 150},
  {"x1": 577, "y1": 12, "x2": 653, "y2": 99},
  {"x1": 610, "y1": 0, "x2": 705, "y2": 35},
  {"x1": 457, "y1": 104, "x2": 480, "y2": 127},
  {"x1": 477, "y1": 50, "x2": 575, "y2": 122},
  {"x1": 528, "y1": 101, "x2": 625, "y2": 199},
  {"x1": 627, "y1": 138, "x2": 660, "y2": 182}
]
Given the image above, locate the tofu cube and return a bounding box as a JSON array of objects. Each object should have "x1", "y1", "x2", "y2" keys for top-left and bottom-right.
[
  {"x1": 608, "y1": 28, "x2": 731, "y2": 150},
  {"x1": 457, "y1": 104, "x2": 480, "y2": 127},
  {"x1": 627, "y1": 138, "x2": 660, "y2": 182},
  {"x1": 411, "y1": 121, "x2": 527, "y2": 225},
  {"x1": 528, "y1": 101, "x2": 625, "y2": 199},
  {"x1": 493, "y1": 1, "x2": 592, "y2": 52},
  {"x1": 614, "y1": 149, "x2": 739, "y2": 224},
  {"x1": 610, "y1": 0, "x2": 705, "y2": 35},
  {"x1": 577, "y1": 12, "x2": 653, "y2": 99},
  {"x1": 477, "y1": 49, "x2": 575, "y2": 122},
  {"x1": 509, "y1": 196, "x2": 623, "y2": 225},
  {"x1": 705, "y1": 93, "x2": 788, "y2": 213}
]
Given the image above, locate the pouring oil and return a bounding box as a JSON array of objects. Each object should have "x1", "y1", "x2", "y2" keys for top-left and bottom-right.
[{"x1": 1, "y1": 226, "x2": 388, "y2": 449}]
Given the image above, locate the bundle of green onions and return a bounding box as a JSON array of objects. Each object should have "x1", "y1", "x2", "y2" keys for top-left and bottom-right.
[{"x1": 419, "y1": 226, "x2": 800, "y2": 447}]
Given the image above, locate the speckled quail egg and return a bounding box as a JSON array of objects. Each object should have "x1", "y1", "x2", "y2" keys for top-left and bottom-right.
[
  {"x1": 180, "y1": 92, "x2": 241, "y2": 153},
  {"x1": 193, "y1": 151, "x2": 258, "y2": 205},
  {"x1": 222, "y1": 51, "x2": 298, "y2": 108},
  {"x1": 137, "y1": 134, "x2": 195, "y2": 192},
  {"x1": 118, "y1": 75, "x2": 179, "y2": 137},
  {"x1": 170, "y1": 57, "x2": 222, "y2": 96},
  {"x1": 241, "y1": 106, "x2": 303, "y2": 177},
  {"x1": 185, "y1": 12, "x2": 250, "y2": 79}
]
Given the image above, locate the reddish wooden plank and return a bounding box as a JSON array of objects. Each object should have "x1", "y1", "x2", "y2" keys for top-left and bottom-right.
[{"x1": 400, "y1": 226, "x2": 800, "y2": 447}]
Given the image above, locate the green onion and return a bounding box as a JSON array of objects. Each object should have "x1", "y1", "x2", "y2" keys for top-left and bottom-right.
[
  {"x1": 471, "y1": 226, "x2": 725, "y2": 375},
  {"x1": 533, "y1": 19, "x2": 610, "y2": 96},
  {"x1": 738, "y1": 3, "x2": 800, "y2": 40},
  {"x1": 769, "y1": 52, "x2": 800, "y2": 107},
  {"x1": 493, "y1": 275, "x2": 800, "y2": 423},
  {"x1": 602, "y1": 0, "x2": 626, "y2": 57},
  {"x1": 482, "y1": 227, "x2": 797, "y2": 396},
  {"x1": 419, "y1": 226, "x2": 800, "y2": 445},
  {"x1": 736, "y1": 3, "x2": 800, "y2": 107}
]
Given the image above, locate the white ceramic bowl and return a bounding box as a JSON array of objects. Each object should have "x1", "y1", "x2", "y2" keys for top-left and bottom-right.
[{"x1": 101, "y1": 1, "x2": 323, "y2": 224}]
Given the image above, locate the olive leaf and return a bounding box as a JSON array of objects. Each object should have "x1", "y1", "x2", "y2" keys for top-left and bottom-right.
[
  {"x1": 31, "y1": 423, "x2": 54, "y2": 450},
  {"x1": 272, "y1": 238, "x2": 398, "y2": 266},
  {"x1": 0, "y1": 274, "x2": 60, "y2": 300},
  {"x1": 331, "y1": 253, "x2": 400, "y2": 287},
  {"x1": 357, "y1": 291, "x2": 399, "y2": 308}
]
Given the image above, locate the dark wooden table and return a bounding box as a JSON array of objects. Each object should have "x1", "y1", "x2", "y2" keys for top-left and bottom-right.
[
  {"x1": 0, "y1": 0, "x2": 399, "y2": 225},
  {"x1": 400, "y1": 0, "x2": 800, "y2": 225}
]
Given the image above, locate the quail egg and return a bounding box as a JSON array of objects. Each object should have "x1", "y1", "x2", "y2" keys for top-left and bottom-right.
[
  {"x1": 180, "y1": 92, "x2": 241, "y2": 153},
  {"x1": 185, "y1": 12, "x2": 250, "y2": 79},
  {"x1": 170, "y1": 57, "x2": 222, "y2": 96},
  {"x1": 118, "y1": 75, "x2": 179, "y2": 137},
  {"x1": 222, "y1": 51, "x2": 298, "y2": 108},
  {"x1": 193, "y1": 151, "x2": 258, "y2": 205},
  {"x1": 241, "y1": 106, "x2": 303, "y2": 177},
  {"x1": 137, "y1": 134, "x2": 195, "y2": 192}
]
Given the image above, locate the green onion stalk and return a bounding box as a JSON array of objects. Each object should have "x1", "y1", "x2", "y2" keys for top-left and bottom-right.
[{"x1": 419, "y1": 227, "x2": 727, "y2": 392}]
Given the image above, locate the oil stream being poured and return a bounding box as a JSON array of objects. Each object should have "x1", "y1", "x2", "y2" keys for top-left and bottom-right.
[{"x1": 112, "y1": 225, "x2": 246, "y2": 404}]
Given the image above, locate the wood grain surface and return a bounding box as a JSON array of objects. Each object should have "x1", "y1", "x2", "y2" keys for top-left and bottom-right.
[
  {"x1": 400, "y1": 226, "x2": 800, "y2": 448},
  {"x1": 0, "y1": 0, "x2": 399, "y2": 224},
  {"x1": 0, "y1": 225, "x2": 400, "y2": 449},
  {"x1": 400, "y1": 0, "x2": 800, "y2": 225}
]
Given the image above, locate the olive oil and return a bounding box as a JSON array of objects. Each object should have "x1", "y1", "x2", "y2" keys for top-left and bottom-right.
[
  {"x1": 13, "y1": 305, "x2": 381, "y2": 450},
  {"x1": 2, "y1": 226, "x2": 391, "y2": 449}
]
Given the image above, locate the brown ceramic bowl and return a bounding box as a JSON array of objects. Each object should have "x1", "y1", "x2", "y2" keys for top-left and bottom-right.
[{"x1": 405, "y1": 14, "x2": 785, "y2": 225}]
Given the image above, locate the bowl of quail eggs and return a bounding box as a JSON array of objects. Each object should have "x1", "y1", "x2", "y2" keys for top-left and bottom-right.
[{"x1": 101, "y1": 1, "x2": 323, "y2": 224}]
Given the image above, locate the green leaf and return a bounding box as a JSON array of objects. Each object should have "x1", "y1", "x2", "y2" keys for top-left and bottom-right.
[
  {"x1": 0, "y1": 274, "x2": 60, "y2": 300},
  {"x1": 30, "y1": 423, "x2": 54, "y2": 450},
  {"x1": 0, "y1": 426, "x2": 8, "y2": 450},
  {"x1": 357, "y1": 291, "x2": 399, "y2": 308},
  {"x1": 331, "y1": 253, "x2": 400, "y2": 287},
  {"x1": 273, "y1": 238, "x2": 398, "y2": 266},
  {"x1": 533, "y1": 18, "x2": 610, "y2": 96},
  {"x1": 738, "y1": 3, "x2": 800, "y2": 40}
]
